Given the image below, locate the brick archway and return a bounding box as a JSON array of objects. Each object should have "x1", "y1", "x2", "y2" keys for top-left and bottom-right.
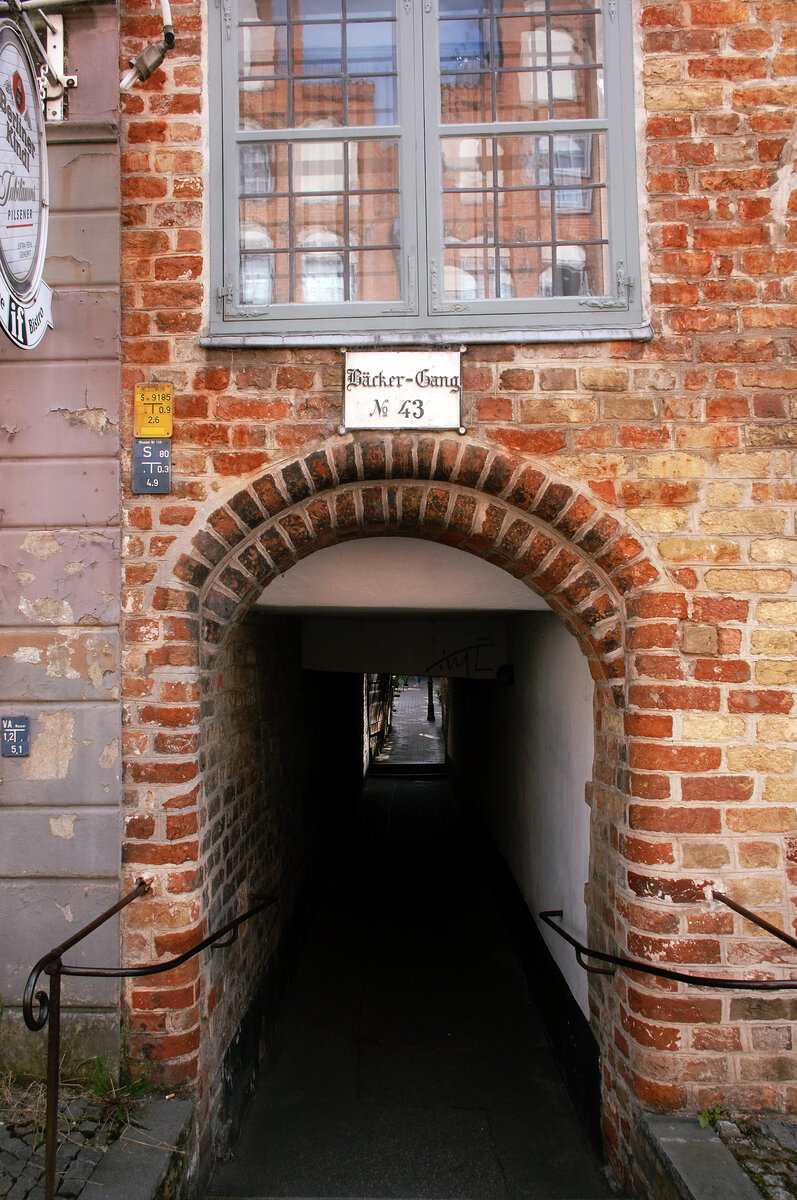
[
  {"x1": 123, "y1": 433, "x2": 712, "y2": 1183},
  {"x1": 174, "y1": 434, "x2": 665, "y2": 689}
]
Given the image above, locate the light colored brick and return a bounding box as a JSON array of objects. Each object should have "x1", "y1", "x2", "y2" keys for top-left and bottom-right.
[
  {"x1": 627, "y1": 507, "x2": 688, "y2": 531},
  {"x1": 602, "y1": 396, "x2": 657, "y2": 419},
  {"x1": 683, "y1": 714, "x2": 745, "y2": 740},
  {"x1": 724, "y1": 877, "x2": 784, "y2": 908},
  {"x1": 658, "y1": 537, "x2": 740, "y2": 562},
  {"x1": 756, "y1": 601, "x2": 797, "y2": 625},
  {"x1": 519, "y1": 398, "x2": 597, "y2": 424},
  {"x1": 751, "y1": 630, "x2": 797, "y2": 655},
  {"x1": 644, "y1": 58, "x2": 683, "y2": 84},
  {"x1": 580, "y1": 367, "x2": 629, "y2": 391},
  {"x1": 755, "y1": 660, "x2": 797, "y2": 685},
  {"x1": 757, "y1": 717, "x2": 797, "y2": 742},
  {"x1": 704, "y1": 569, "x2": 793, "y2": 592},
  {"x1": 646, "y1": 83, "x2": 724, "y2": 111},
  {"x1": 706, "y1": 482, "x2": 742, "y2": 506},
  {"x1": 545, "y1": 454, "x2": 628, "y2": 478},
  {"x1": 716, "y1": 453, "x2": 772, "y2": 477},
  {"x1": 726, "y1": 808, "x2": 797, "y2": 833},
  {"x1": 640, "y1": 453, "x2": 707, "y2": 478},
  {"x1": 603, "y1": 709, "x2": 623, "y2": 734},
  {"x1": 727, "y1": 746, "x2": 797, "y2": 774},
  {"x1": 699, "y1": 510, "x2": 787, "y2": 533},
  {"x1": 763, "y1": 778, "x2": 797, "y2": 804},
  {"x1": 750, "y1": 538, "x2": 797, "y2": 563}
]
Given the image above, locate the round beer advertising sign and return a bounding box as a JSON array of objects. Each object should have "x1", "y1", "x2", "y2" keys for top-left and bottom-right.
[{"x1": 0, "y1": 20, "x2": 52, "y2": 348}]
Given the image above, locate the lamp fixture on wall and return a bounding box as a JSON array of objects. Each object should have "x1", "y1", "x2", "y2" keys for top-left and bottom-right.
[{"x1": 120, "y1": 0, "x2": 174, "y2": 91}]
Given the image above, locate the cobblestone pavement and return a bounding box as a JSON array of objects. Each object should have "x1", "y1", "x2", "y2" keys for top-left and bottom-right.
[
  {"x1": 717, "y1": 1118, "x2": 797, "y2": 1200},
  {"x1": 0, "y1": 1092, "x2": 119, "y2": 1200}
]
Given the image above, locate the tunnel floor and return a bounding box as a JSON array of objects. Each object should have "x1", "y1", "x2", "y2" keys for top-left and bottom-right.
[{"x1": 207, "y1": 775, "x2": 618, "y2": 1200}]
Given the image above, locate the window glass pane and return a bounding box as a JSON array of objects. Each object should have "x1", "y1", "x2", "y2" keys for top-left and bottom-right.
[
  {"x1": 440, "y1": 3, "x2": 603, "y2": 125},
  {"x1": 346, "y1": 22, "x2": 395, "y2": 72},
  {"x1": 293, "y1": 23, "x2": 342, "y2": 74},
  {"x1": 348, "y1": 77, "x2": 397, "y2": 125},
  {"x1": 240, "y1": 251, "x2": 275, "y2": 304},
  {"x1": 240, "y1": 0, "x2": 288, "y2": 23},
  {"x1": 292, "y1": 80, "x2": 345, "y2": 126},
  {"x1": 439, "y1": 17, "x2": 490, "y2": 73},
  {"x1": 228, "y1": 0, "x2": 629, "y2": 320},
  {"x1": 239, "y1": 24, "x2": 287, "y2": 76},
  {"x1": 441, "y1": 131, "x2": 608, "y2": 300},
  {"x1": 292, "y1": 0, "x2": 342, "y2": 18},
  {"x1": 507, "y1": 249, "x2": 546, "y2": 299},
  {"x1": 498, "y1": 202, "x2": 551, "y2": 248},
  {"x1": 293, "y1": 199, "x2": 346, "y2": 244},
  {"x1": 438, "y1": 0, "x2": 490, "y2": 16},
  {"x1": 239, "y1": 250, "x2": 292, "y2": 304},
  {"x1": 293, "y1": 141, "x2": 346, "y2": 192},
  {"x1": 499, "y1": 134, "x2": 535, "y2": 191},
  {"x1": 440, "y1": 73, "x2": 492, "y2": 123},
  {"x1": 237, "y1": 140, "x2": 402, "y2": 304},
  {"x1": 298, "y1": 249, "x2": 345, "y2": 302},
  {"x1": 243, "y1": 1, "x2": 396, "y2": 128},
  {"x1": 239, "y1": 143, "x2": 289, "y2": 195},
  {"x1": 443, "y1": 247, "x2": 498, "y2": 300},
  {"x1": 497, "y1": 79, "x2": 549, "y2": 123},
  {"x1": 351, "y1": 250, "x2": 401, "y2": 300},
  {"x1": 349, "y1": 139, "x2": 399, "y2": 191},
  {"x1": 349, "y1": 192, "x2": 400, "y2": 245},
  {"x1": 239, "y1": 84, "x2": 289, "y2": 130},
  {"x1": 347, "y1": 0, "x2": 394, "y2": 17},
  {"x1": 443, "y1": 191, "x2": 495, "y2": 245},
  {"x1": 442, "y1": 136, "x2": 492, "y2": 191},
  {"x1": 240, "y1": 196, "x2": 291, "y2": 248}
]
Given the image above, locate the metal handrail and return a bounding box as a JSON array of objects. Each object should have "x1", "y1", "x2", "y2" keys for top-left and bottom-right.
[
  {"x1": 540, "y1": 889, "x2": 797, "y2": 990},
  {"x1": 22, "y1": 880, "x2": 277, "y2": 1200}
]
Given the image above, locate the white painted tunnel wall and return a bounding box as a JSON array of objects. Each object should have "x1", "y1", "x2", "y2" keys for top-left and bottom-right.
[{"x1": 458, "y1": 612, "x2": 594, "y2": 1015}]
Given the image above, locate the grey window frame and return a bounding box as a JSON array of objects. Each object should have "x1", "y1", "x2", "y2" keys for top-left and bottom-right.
[{"x1": 205, "y1": 0, "x2": 648, "y2": 347}]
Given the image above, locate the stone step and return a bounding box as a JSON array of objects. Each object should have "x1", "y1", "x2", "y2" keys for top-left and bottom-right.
[{"x1": 368, "y1": 760, "x2": 446, "y2": 776}]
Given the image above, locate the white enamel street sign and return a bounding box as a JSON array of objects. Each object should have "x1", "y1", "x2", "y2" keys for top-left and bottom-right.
[
  {"x1": 341, "y1": 350, "x2": 463, "y2": 432},
  {"x1": 0, "y1": 20, "x2": 52, "y2": 349}
]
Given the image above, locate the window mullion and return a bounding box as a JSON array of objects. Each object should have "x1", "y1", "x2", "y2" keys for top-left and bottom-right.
[
  {"x1": 392, "y1": 0, "x2": 421, "y2": 316},
  {"x1": 420, "y1": 0, "x2": 445, "y2": 316}
]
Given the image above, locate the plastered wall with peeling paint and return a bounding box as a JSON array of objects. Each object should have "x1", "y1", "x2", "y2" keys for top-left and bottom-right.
[{"x1": 0, "y1": 4, "x2": 123, "y2": 1074}]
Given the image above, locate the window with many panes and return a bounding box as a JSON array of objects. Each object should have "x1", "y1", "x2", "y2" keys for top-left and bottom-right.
[{"x1": 207, "y1": 0, "x2": 643, "y2": 344}]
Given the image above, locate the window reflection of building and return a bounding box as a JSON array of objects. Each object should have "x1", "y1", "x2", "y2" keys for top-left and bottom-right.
[
  {"x1": 298, "y1": 229, "x2": 346, "y2": 303},
  {"x1": 240, "y1": 223, "x2": 274, "y2": 305},
  {"x1": 445, "y1": 245, "x2": 514, "y2": 301},
  {"x1": 233, "y1": 0, "x2": 611, "y2": 310},
  {"x1": 538, "y1": 244, "x2": 588, "y2": 298},
  {"x1": 519, "y1": 27, "x2": 579, "y2": 107},
  {"x1": 438, "y1": 0, "x2": 606, "y2": 303},
  {"x1": 536, "y1": 134, "x2": 593, "y2": 213}
]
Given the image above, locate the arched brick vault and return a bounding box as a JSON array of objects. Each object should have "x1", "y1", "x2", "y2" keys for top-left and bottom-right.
[
  {"x1": 126, "y1": 433, "x2": 713, "y2": 1180},
  {"x1": 170, "y1": 434, "x2": 668, "y2": 701}
]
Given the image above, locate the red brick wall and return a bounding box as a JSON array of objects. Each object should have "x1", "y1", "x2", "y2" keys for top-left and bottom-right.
[
  {"x1": 119, "y1": 0, "x2": 797, "y2": 1186},
  {"x1": 123, "y1": 610, "x2": 363, "y2": 1146}
]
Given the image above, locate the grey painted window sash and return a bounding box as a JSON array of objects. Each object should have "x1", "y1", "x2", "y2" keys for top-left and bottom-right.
[{"x1": 208, "y1": 0, "x2": 646, "y2": 345}]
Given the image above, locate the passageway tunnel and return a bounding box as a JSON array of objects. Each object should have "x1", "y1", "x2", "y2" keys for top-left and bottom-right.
[{"x1": 196, "y1": 536, "x2": 615, "y2": 1198}]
